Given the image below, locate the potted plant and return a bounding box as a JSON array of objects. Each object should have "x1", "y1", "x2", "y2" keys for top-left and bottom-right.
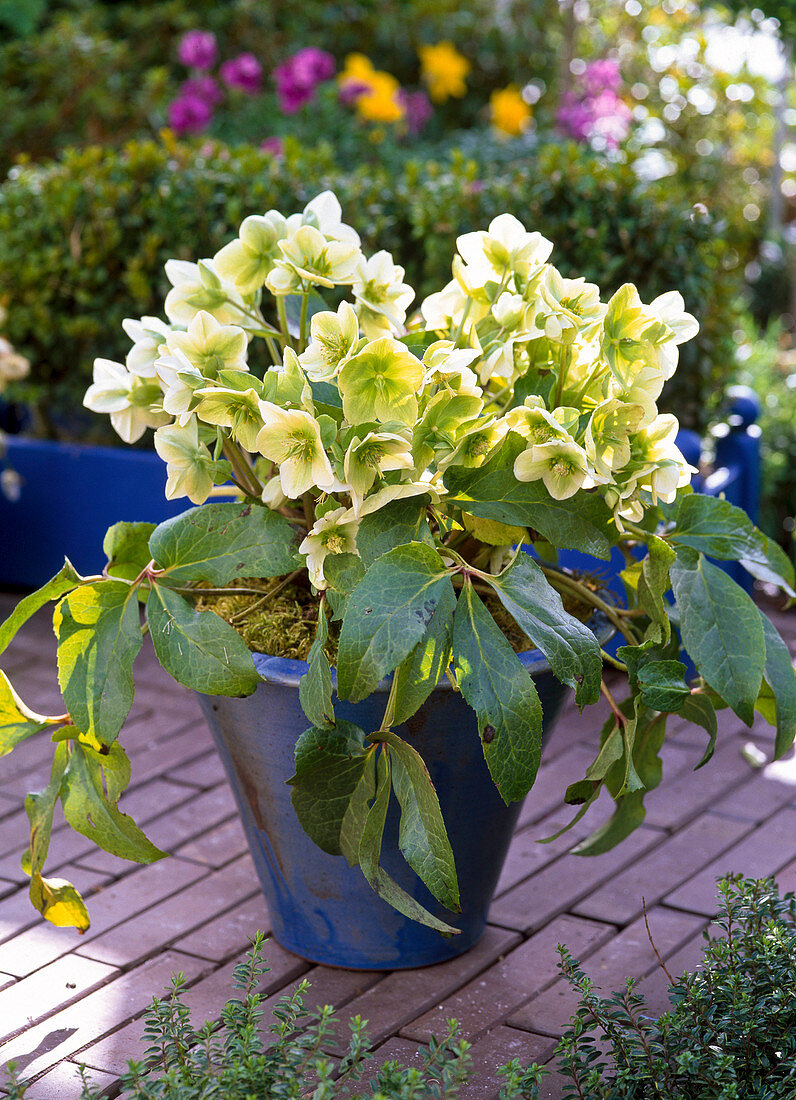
[{"x1": 1, "y1": 192, "x2": 793, "y2": 967}]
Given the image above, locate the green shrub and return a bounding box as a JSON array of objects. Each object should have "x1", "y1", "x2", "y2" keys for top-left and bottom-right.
[
  {"x1": 4, "y1": 930, "x2": 544, "y2": 1099},
  {"x1": 0, "y1": 138, "x2": 742, "y2": 438},
  {"x1": 554, "y1": 875, "x2": 796, "y2": 1098}
]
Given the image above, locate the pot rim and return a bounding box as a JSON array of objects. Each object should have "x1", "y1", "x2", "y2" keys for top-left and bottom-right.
[{"x1": 252, "y1": 609, "x2": 614, "y2": 693}]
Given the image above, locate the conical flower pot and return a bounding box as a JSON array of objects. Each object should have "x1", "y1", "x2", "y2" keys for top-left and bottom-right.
[{"x1": 197, "y1": 633, "x2": 604, "y2": 970}]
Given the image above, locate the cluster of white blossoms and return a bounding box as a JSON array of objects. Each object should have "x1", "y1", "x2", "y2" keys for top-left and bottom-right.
[{"x1": 84, "y1": 193, "x2": 699, "y2": 586}]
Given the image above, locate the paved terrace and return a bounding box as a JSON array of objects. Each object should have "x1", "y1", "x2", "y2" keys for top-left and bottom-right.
[{"x1": 0, "y1": 591, "x2": 794, "y2": 1100}]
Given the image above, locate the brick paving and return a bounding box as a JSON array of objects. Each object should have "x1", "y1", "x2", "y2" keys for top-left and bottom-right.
[{"x1": 0, "y1": 590, "x2": 793, "y2": 1100}]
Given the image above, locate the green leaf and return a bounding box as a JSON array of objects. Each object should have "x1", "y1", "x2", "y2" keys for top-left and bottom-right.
[
  {"x1": 149, "y1": 502, "x2": 299, "y2": 586},
  {"x1": 23, "y1": 741, "x2": 69, "y2": 878},
  {"x1": 444, "y1": 435, "x2": 613, "y2": 559},
  {"x1": 380, "y1": 730, "x2": 460, "y2": 912},
  {"x1": 637, "y1": 535, "x2": 676, "y2": 643},
  {"x1": 146, "y1": 583, "x2": 260, "y2": 696},
  {"x1": 0, "y1": 560, "x2": 82, "y2": 656},
  {"x1": 288, "y1": 721, "x2": 372, "y2": 856},
  {"x1": 54, "y1": 581, "x2": 144, "y2": 748},
  {"x1": 669, "y1": 496, "x2": 795, "y2": 596},
  {"x1": 356, "y1": 498, "x2": 434, "y2": 567},
  {"x1": 103, "y1": 521, "x2": 157, "y2": 581},
  {"x1": 670, "y1": 548, "x2": 765, "y2": 727},
  {"x1": 0, "y1": 671, "x2": 49, "y2": 757},
  {"x1": 392, "y1": 582, "x2": 456, "y2": 726},
  {"x1": 339, "y1": 750, "x2": 377, "y2": 866},
  {"x1": 678, "y1": 694, "x2": 718, "y2": 768},
  {"x1": 284, "y1": 290, "x2": 329, "y2": 339},
  {"x1": 60, "y1": 742, "x2": 166, "y2": 864},
  {"x1": 758, "y1": 613, "x2": 796, "y2": 760},
  {"x1": 636, "y1": 660, "x2": 690, "y2": 711},
  {"x1": 337, "y1": 543, "x2": 452, "y2": 703},
  {"x1": 485, "y1": 555, "x2": 602, "y2": 706},
  {"x1": 357, "y1": 751, "x2": 460, "y2": 935},
  {"x1": 29, "y1": 873, "x2": 90, "y2": 931},
  {"x1": 452, "y1": 583, "x2": 543, "y2": 804},
  {"x1": 323, "y1": 552, "x2": 366, "y2": 594},
  {"x1": 299, "y1": 601, "x2": 334, "y2": 729}
]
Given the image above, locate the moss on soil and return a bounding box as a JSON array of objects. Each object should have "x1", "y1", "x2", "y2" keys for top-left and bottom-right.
[{"x1": 197, "y1": 569, "x2": 600, "y2": 663}]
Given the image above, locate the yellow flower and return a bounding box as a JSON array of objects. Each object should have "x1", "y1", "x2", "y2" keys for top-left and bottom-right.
[
  {"x1": 339, "y1": 54, "x2": 404, "y2": 124},
  {"x1": 419, "y1": 42, "x2": 470, "y2": 103},
  {"x1": 490, "y1": 86, "x2": 531, "y2": 137}
]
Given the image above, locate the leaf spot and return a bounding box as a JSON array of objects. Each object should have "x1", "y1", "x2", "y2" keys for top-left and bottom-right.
[{"x1": 482, "y1": 724, "x2": 496, "y2": 744}]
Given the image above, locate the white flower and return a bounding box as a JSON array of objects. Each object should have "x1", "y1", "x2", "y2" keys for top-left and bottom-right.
[
  {"x1": 352, "y1": 250, "x2": 414, "y2": 337},
  {"x1": 420, "y1": 279, "x2": 473, "y2": 333},
  {"x1": 153, "y1": 419, "x2": 216, "y2": 504},
  {"x1": 83, "y1": 359, "x2": 168, "y2": 443},
  {"x1": 298, "y1": 301, "x2": 360, "y2": 382},
  {"x1": 256, "y1": 403, "x2": 335, "y2": 498},
  {"x1": 122, "y1": 317, "x2": 172, "y2": 378},
  {"x1": 343, "y1": 431, "x2": 415, "y2": 514},
  {"x1": 299, "y1": 191, "x2": 361, "y2": 246},
  {"x1": 154, "y1": 349, "x2": 206, "y2": 426},
  {"x1": 514, "y1": 439, "x2": 592, "y2": 500},
  {"x1": 536, "y1": 268, "x2": 604, "y2": 344},
  {"x1": 213, "y1": 211, "x2": 288, "y2": 295},
  {"x1": 266, "y1": 226, "x2": 361, "y2": 294},
  {"x1": 648, "y1": 291, "x2": 700, "y2": 379},
  {"x1": 505, "y1": 401, "x2": 579, "y2": 446},
  {"x1": 457, "y1": 215, "x2": 553, "y2": 283},
  {"x1": 165, "y1": 310, "x2": 248, "y2": 378},
  {"x1": 299, "y1": 506, "x2": 360, "y2": 589},
  {"x1": 164, "y1": 260, "x2": 249, "y2": 327},
  {"x1": 422, "y1": 340, "x2": 482, "y2": 397}
]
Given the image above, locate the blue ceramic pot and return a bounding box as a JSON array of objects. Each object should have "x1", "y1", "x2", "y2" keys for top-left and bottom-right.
[{"x1": 198, "y1": 622, "x2": 608, "y2": 970}]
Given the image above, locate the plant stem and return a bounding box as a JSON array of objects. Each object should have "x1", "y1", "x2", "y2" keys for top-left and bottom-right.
[
  {"x1": 379, "y1": 675, "x2": 400, "y2": 733},
  {"x1": 600, "y1": 680, "x2": 627, "y2": 727},
  {"x1": 298, "y1": 288, "x2": 309, "y2": 351},
  {"x1": 276, "y1": 296, "x2": 294, "y2": 350},
  {"x1": 601, "y1": 649, "x2": 628, "y2": 672},
  {"x1": 222, "y1": 440, "x2": 262, "y2": 498},
  {"x1": 538, "y1": 564, "x2": 640, "y2": 646}
]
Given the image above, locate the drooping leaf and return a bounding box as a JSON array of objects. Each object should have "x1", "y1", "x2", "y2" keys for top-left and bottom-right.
[
  {"x1": 0, "y1": 671, "x2": 49, "y2": 757},
  {"x1": 670, "y1": 548, "x2": 765, "y2": 726},
  {"x1": 740, "y1": 534, "x2": 795, "y2": 598},
  {"x1": 758, "y1": 613, "x2": 796, "y2": 760},
  {"x1": 60, "y1": 742, "x2": 166, "y2": 864},
  {"x1": 0, "y1": 560, "x2": 82, "y2": 656},
  {"x1": 356, "y1": 498, "x2": 434, "y2": 567},
  {"x1": 54, "y1": 581, "x2": 144, "y2": 748},
  {"x1": 339, "y1": 750, "x2": 377, "y2": 866},
  {"x1": 337, "y1": 543, "x2": 453, "y2": 703},
  {"x1": 298, "y1": 601, "x2": 334, "y2": 729},
  {"x1": 380, "y1": 730, "x2": 460, "y2": 912},
  {"x1": 146, "y1": 583, "x2": 260, "y2": 696},
  {"x1": 678, "y1": 694, "x2": 719, "y2": 768},
  {"x1": 452, "y1": 583, "x2": 543, "y2": 804},
  {"x1": 444, "y1": 435, "x2": 613, "y2": 559},
  {"x1": 288, "y1": 721, "x2": 373, "y2": 856},
  {"x1": 23, "y1": 741, "x2": 68, "y2": 877},
  {"x1": 29, "y1": 873, "x2": 90, "y2": 931},
  {"x1": 102, "y1": 521, "x2": 157, "y2": 581},
  {"x1": 149, "y1": 501, "x2": 299, "y2": 586},
  {"x1": 637, "y1": 535, "x2": 676, "y2": 643},
  {"x1": 357, "y1": 750, "x2": 460, "y2": 935},
  {"x1": 485, "y1": 554, "x2": 602, "y2": 706},
  {"x1": 392, "y1": 582, "x2": 456, "y2": 726}
]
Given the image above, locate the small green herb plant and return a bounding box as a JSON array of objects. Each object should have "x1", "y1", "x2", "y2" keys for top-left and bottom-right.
[{"x1": 0, "y1": 191, "x2": 794, "y2": 936}]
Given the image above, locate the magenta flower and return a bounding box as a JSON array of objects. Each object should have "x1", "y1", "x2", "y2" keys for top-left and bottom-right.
[
  {"x1": 260, "y1": 136, "x2": 285, "y2": 157},
  {"x1": 177, "y1": 30, "x2": 217, "y2": 71},
  {"x1": 397, "y1": 90, "x2": 433, "y2": 134},
  {"x1": 582, "y1": 58, "x2": 622, "y2": 97},
  {"x1": 168, "y1": 93, "x2": 214, "y2": 135},
  {"x1": 220, "y1": 52, "x2": 263, "y2": 95},
  {"x1": 273, "y1": 47, "x2": 335, "y2": 114},
  {"x1": 181, "y1": 75, "x2": 223, "y2": 106}
]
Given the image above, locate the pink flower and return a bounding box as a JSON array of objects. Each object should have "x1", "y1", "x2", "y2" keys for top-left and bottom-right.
[
  {"x1": 582, "y1": 58, "x2": 622, "y2": 97},
  {"x1": 220, "y1": 52, "x2": 263, "y2": 95},
  {"x1": 177, "y1": 30, "x2": 217, "y2": 71},
  {"x1": 260, "y1": 137, "x2": 284, "y2": 157},
  {"x1": 168, "y1": 93, "x2": 213, "y2": 135},
  {"x1": 181, "y1": 75, "x2": 223, "y2": 106},
  {"x1": 273, "y1": 47, "x2": 335, "y2": 114},
  {"x1": 397, "y1": 90, "x2": 433, "y2": 134}
]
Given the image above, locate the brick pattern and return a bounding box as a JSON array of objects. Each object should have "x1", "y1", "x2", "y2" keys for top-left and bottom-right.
[{"x1": 0, "y1": 597, "x2": 793, "y2": 1098}]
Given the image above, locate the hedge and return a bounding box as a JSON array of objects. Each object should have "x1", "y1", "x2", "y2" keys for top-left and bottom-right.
[{"x1": 0, "y1": 137, "x2": 742, "y2": 437}]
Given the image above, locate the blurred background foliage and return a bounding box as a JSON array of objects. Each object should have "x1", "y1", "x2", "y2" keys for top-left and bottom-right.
[{"x1": 0, "y1": 0, "x2": 792, "y2": 549}]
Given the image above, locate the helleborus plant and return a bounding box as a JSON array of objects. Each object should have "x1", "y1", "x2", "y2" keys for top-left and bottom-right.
[{"x1": 2, "y1": 195, "x2": 794, "y2": 936}]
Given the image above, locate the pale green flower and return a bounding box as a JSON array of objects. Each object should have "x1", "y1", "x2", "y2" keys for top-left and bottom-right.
[
  {"x1": 261, "y1": 475, "x2": 288, "y2": 510},
  {"x1": 195, "y1": 386, "x2": 263, "y2": 453},
  {"x1": 537, "y1": 267, "x2": 604, "y2": 343},
  {"x1": 414, "y1": 391, "x2": 484, "y2": 469},
  {"x1": 122, "y1": 316, "x2": 172, "y2": 378},
  {"x1": 164, "y1": 260, "x2": 249, "y2": 327},
  {"x1": 272, "y1": 347, "x2": 314, "y2": 412},
  {"x1": 440, "y1": 417, "x2": 509, "y2": 469},
  {"x1": 213, "y1": 211, "x2": 288, "y2": 295},
  {"x1": 153, "y1": 419, "x2": 217, "y2": 504},
  {"x1": 601, "y1": 284, "x2": 668, "y2": 387},
  {"x1": 632, "y1": 413, "x2": 694, "y2": 503},
  {"x1": 344, "y1": 431, "x2": 415, "y2": 514},
  {"x1": 298, "y1": 302, "x2": 360, "y2": 382},
  {"x1": 607, "y1": 363, "x2": 664, "y2": 427},
  {"x1": 491, "y1": 291, "x2": 530, "y2": 330},
  {"x1": 165, "y1": 310, "x2": 248, "y2": 378},
  {"x1": 422, "y1": 341, "x2": 482, "y2": 398},
  {"x1": 457, "y1": 214, "x2": 553, "y2": 283},
  {"x1": 505, "y1": 401, "x2": 579, "y2": 447},
  {"x1": 357, "y1": 479, "x2": 442, "y2": 517},
  {"x1": 266, "y1": 226, "x2": 361, "y2": 294},
  {"x1": 337, "y1": 338, "x2": 424, "y2": 426},
  {"x1": 83, "y1": 358, "x2": 168, "y2": 443},
  {"x1": 299, "y1": 506, "x2": 360, "y2": 590},
  {"x1": 256, "y1": 403, "x2": 335, "y2": 498},
  {"x1": 154, "y1": 349, "x2": 206, "y2": 426},
  {"x1": 352, "y1": 250, "x2": 414, "y2": 337},
  {"x1": 584, "y1": 398, "x2": 645, "y2": 478},
  {"x1": 514, "y1": 439, "x2": 591, "y2": 500}
]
